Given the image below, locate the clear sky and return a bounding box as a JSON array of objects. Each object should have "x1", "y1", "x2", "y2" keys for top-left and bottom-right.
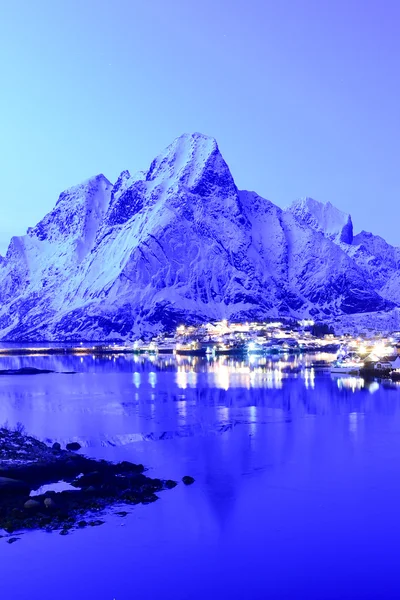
[{"x1": 0, "y1": 0, "x2": 399, "y2": 253}]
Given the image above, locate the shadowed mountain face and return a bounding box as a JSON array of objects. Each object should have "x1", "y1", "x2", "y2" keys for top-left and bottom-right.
[{"x1": 0, "y1": 132, "x2": 397, "y2": 341}]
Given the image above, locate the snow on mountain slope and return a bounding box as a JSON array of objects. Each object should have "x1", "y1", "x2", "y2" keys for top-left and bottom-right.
[
  {"x1": 0, "y1": 175, "x2": 113, "y2": 336},
  {"x1": 332, "y1": 308, "x2": 400, "y2": 336},
  {"x1": 289, "y1": 197, "x2": 400, "y2": 309},
  {"x1": 0, "y1": 132, "x2": 397, "y2": 340},
  {"x1": 289, "y1": 197, "x2": 354, "y2": 244},
  {"x1": 346, "y1": 230, "x2": 400, "y2": 302}
]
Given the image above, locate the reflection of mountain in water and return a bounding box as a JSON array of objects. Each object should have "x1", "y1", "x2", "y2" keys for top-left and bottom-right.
[
  {"x1": 0, "y1": 355, "x2": 398, "y2": 427},
  {"x1": 0, "y1": 355, "x2": 399, "y2": 532},
  {"x1": 0, "y1": 353, "x2": 326, "y2": 377}
]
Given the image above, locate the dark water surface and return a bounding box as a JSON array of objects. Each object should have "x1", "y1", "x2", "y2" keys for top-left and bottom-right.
[{"x1": 1, "y1": 353, "x2": 400, "y2": 600}]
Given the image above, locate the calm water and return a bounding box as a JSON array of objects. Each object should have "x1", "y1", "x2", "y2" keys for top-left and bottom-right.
[{"x1": 1, "y1": 353, "x2": 400, "y2": 599}]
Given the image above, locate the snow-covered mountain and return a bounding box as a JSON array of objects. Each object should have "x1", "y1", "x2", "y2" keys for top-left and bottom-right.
[
  {"x1": 289, "y1": 197, "x2": 354, "y2": 244},
  {"x1": 0, "y1": 132, "x2": 398, "y2": 340}
]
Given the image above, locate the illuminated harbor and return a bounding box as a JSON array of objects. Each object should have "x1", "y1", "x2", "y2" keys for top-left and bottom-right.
[{"x1": 1, "y1": 319, "x2": 400, "y2": 377}]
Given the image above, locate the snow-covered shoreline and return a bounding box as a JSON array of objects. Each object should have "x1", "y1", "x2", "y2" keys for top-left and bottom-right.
[{"x1": 0, "y1": 427, "x2": 191, "y2": 542}]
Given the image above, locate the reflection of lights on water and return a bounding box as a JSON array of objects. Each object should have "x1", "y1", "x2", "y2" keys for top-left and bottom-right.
[
  {"x1": 368, "y1": 382, "x2": 380, "y2": 394},
  {"x1": 349, "y1": 412, "x2": 357, "y2": 433},
  {"x1": 187, "y1": 371, "x2": 197, "y2": 387},
  {"x1": 215, "y1": 366, "x2": 230, "y2": 391},
  {"x1": 148, "y1": 372, "x2": 157, "y2": 388},
  {"x1": 135, "y1": 392, "x2": 139, "y2": 401},
  {"x1": 218, "y1": 406, "x2": 229, "y2": 421},
  {"x1": 177, "y1": 400, "x2": 187, "y2": 419},
  {"x1": 237, "y1": 367, "x2": 250, "y2": 374},
  {"x1": 246, "y1": 368, "x2": 284, "y2": 390},
  {"x1": 133, "y1": 372, "x2": 141, "y2": 388},
  {"x1": 249, "y1": 405, "x2": 257, "y2": 436},
  {"x1": 349, "y1": 411, "x2": 364, "y2": 435},
  {"x1": 121, "y1": 353, "x2": 348, "y2": 391},
  {"x1": 304, "y1": 368, "x2": 315, "y2": 389},
  {"x1": 336, "y1": 377, "x2": 364, "y2": 392},
  {"x1": 176, "y1": 369, "x2": 187, "y2": 389}
]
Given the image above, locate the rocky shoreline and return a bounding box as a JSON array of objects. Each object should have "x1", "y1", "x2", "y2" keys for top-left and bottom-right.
[{"x1": 0, "y1": 427, "x2": 194, "y2": 542}]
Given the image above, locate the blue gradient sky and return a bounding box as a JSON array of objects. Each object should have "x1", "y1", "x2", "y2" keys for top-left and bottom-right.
[{"x1": 1, "y1": 0, "x2": 399, "y2": 253}]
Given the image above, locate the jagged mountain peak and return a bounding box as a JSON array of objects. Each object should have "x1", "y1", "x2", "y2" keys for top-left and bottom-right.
[
  {"x1": 111, "y1": 169, "x2": 133, "y2": 202},
  {"x1": 288, "y1": 196, "x2": 353, "y2": 244},
  {"x1": 0, "y1": 133, "x2": 398, "y2": 340},
  {"x1": 27, "y1": 173, "x2": 113, "y2": 246},
  {"x1": 352, "y1": 230, "x2": 400, "y2": 262},
  {"x1": 54, "y1": 173, "x2": 112, "y2": 205},
  {"x1": 146, "y1": 132, "x2": 217, "y2": 182},
  {"x1": 143, "y1": 132, "x2": 235, "y2": 196},
  {"x1": 102, "y1": 133, "x2": 238, "y2": 231},
  {"x1": 354, "y1": 230, "x2": 389, "y2": 244}
]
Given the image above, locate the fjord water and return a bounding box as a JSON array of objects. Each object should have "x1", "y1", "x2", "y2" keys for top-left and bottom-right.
[{"x1": 1, "y1": 354, "x2": 400, "y2": 600}]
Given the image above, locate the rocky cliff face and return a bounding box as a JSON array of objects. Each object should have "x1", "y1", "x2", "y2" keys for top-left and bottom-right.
[
  {"x1": 289, "y1": 197, "x2": 354, "y2": 244},
  {"x1": 0, "y1": 132, "x2": 397, "y2": 340}
]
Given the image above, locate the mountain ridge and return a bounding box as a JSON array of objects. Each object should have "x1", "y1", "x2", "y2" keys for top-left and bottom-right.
[{"x1": 0, "y1": 132, "x2": 398, "y2": 340}]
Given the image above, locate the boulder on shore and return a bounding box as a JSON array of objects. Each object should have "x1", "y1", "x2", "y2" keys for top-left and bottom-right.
[
  {"x1": 66, "y1": 442, "x2": 81, "y2": 451},
  {"x1": 44, "y1": 497, "x2": 56, "y2": 510},
  {"x1": 0, "y1": 426, "x2": 177, "y2": 537},
  {"x1": 24, "y1": 499, "x2": 41, "y2": 510},
  {"x1": 182, "y1": 476, "x2": 195, "y2": 485}
]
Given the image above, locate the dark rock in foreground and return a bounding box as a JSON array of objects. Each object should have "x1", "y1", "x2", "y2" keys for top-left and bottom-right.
[
  {"x1": 0, "y1": 427, "x2": 192, "y2": 539},
  {"x1": 65, "y1": 442, "x2": 81, "y2": 451},
  {"x1": 0, "y1": 368, "x2": 55, "y2": 376},
  {"x1": 0, "y1": 477, "x2": 30, "y2": 495},
  {"x1": 24, "y1": 499, "x2": 41, "y2": 510},
  {"x1": 182, "y1": 475, "x2": 195, "y2": 485}
]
